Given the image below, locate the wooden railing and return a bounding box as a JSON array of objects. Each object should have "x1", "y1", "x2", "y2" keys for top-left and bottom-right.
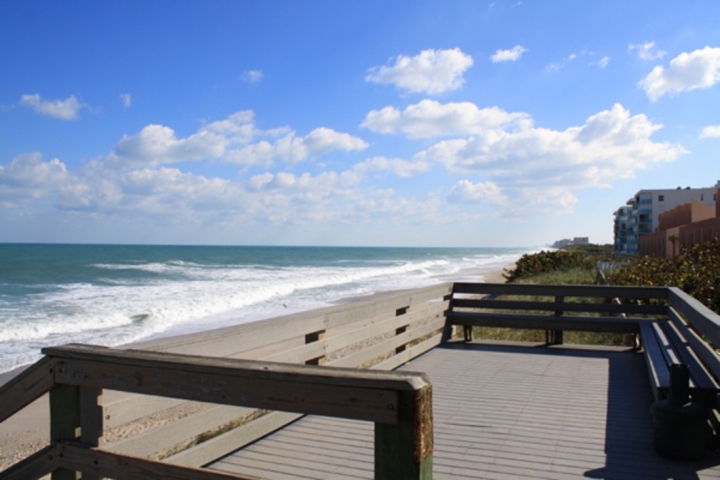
[
  {"x1": 4, "y1": 281, "x2": 720, "y2": 479},
  {"x1": 445, "y1": 283, "x2": 720, "y2": 406},
  {"x1": 0, "y1": 344, "x2": 433, "y2": 480},
  {"x1": 1, "y1": 283, "x2": 450, "y2": 479},
  {"x1": 447, "y1": 283, "x2": 670, "y2": 343}
]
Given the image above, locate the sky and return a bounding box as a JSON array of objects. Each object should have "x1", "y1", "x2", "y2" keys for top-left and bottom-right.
[{"x1": 1, "y1": 1, "x2": 720, "y2": 248}]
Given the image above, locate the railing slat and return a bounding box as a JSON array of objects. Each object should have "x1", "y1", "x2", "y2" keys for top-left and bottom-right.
[
  {"x1": 56, "y1": 442, "x2": 253, "y2": 480},
  {"x1": 165, "y1": 411, "x2": 301, "y2": 468},
  {"x1": 451, "y1": 298, "x2": 667, "y2": 315},
  {"x1": 0, "y1": 356, "x2": 55, "y2": 424},
  {"x1": 668, "y1": 287, "x2": 720, "y2": 347},
  {"x1": 0, "y1": 444, "x2": 57, "y2": 480},
  {"x1": 47, "y1": 345, "x2": 403, "y2": 424},
  {"x1": 453, "y1": 282, "x2": 669, "y2": 299},
  {"x1": 447, "y1": 311, "x2": 641, "y2": 333}
]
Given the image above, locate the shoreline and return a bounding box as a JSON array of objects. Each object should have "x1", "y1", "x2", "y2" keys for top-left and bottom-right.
[{"x1": 0, "y1": 266, "x2": 511, "y2": 470}]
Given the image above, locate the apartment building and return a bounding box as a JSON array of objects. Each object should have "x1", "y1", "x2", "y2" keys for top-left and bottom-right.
[
  {"x1": 639, "y1": 199, "x2": 720, "y2": 257},
  {"x1": 613, "y1": 181, "x2": 720, "y2": 254}
]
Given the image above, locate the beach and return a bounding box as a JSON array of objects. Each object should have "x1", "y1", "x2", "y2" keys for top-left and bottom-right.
[{"x1": 0, "y1": 254, "x2": 516, "y2": 471}]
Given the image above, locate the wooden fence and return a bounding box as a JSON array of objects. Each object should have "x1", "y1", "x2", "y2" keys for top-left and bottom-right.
[
  {"x1": 0, "y1": 344, "x2": 432, "y2": 480},
  {"x1": 3, "y1": 281, "x2": 720, "y2": 479},
  {"x1": 0, "y1": 283, "x2": 451, "y2": 480}
]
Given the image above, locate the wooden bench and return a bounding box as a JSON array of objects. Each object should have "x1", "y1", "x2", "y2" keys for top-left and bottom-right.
[
  {"x1": 445, "y1": 283, "x2": 657, "y2": 345},
  {"x1": 445, "y1": 283, "x2": 720, "y2": 413},
  {"x1": 640, "y1": 319, "x2": 720, "y2": 409}
]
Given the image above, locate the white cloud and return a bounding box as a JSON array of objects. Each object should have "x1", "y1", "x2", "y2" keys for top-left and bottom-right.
[
  {"x1": 448, "y1": 180, "x2": 506, "y2": 204},
  {"x1": 0, "y1": 153, "x2": 67, "y2": 205},
  {"x1": 106, "y1": 111, "x2": 365, "y2": 169},
  {"x1": 639, "y1": 46, "x2": 720, "y2": 101},
  {"x1": 365, "y1": 48, "x2": 474, "y2": 94},
  {"x1": 415, "y1": 103, "x2": 686, "y2": 214},
  {"x1": 242, "y1": 70, "x2": 264, "y2": 83},
  {"x1": 20, "y1": 94, "x2": 88, "y2": 120},
  {"x1": 120, "y1": 94, "x2": 132, "y2": 108},
  {"x1": 491, "y1": 45, "x2": 527, "y2": 63},
  {"x1": 353, "y1": 157, "x2": 431, "y2": 178},
  {"x1": 226, "y1": 127, "x2": 368, "y2": 167},
  {"x1": 700, "y1": 125, "x2": 720, "y2": 139},
  {"x1": 507, "y1": 187, "x2": 578, "y2": 216},
  {"x1": 108, "y1": 124, "x2": 227, "y2": 169},
  {"x1": 546, "y1": 53, "x2": 577, "y2": 72},
  {"x1": 361, "y1": 99, "x2": 528, "y2": 138},
  {"x1": 596, "y1": 56, "x2": 610, "y2": 68},
  {"x1": 629, "y1": 41, "x2": 666, "y2": 61},
  {"x1": 47, "y1": 161, "x2": 434, "y2": 226}
]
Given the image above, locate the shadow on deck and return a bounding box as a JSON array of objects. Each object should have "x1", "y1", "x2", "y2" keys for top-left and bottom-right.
[{"x1": 210, "y1": 341, "x2": 720, "y2": 480}]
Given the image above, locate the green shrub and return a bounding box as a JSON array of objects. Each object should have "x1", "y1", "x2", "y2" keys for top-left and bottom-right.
[
  {"x1": 607, "y1": 237, "x2": 720, "y2": 314},
  {"x1": 504, "y1": 250, "x2": 604, "y2": 283}
]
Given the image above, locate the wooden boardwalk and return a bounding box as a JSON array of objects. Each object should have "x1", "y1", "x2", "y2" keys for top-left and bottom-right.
[{"x1": 208, "y1": 341, "x2": 720, "y2": 479}]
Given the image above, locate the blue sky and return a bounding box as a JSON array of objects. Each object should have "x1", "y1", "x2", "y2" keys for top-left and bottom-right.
[{"x1": 2, "y1": 1, "x2": 720, "y2": 247}]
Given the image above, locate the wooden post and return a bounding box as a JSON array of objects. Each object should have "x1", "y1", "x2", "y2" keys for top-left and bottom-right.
[
  {"x1": 50, "y1": 384, "x2": 80, "y2": 480},
  {"x1": 549, "y1": 296, "x2": 564, "y2": 345},
  {"x1": 79, "y1": 387, "x2": 103, "y2": 480},
  {"x1": 395, "y1": 306, "x2": 410, "y2": 353},
  {"x1": 463, "y1": 325, "x2": 473, "y2": 342},
  {"x1": 49, "y1": 383, "x2": 103, "y2": 480},
  {"x1": 395, "y1": 325, "x2": 408, "y2": 354},
  {"x1": 305, "y1": 330, "x2": 326, "y2": 365},
  {"x1": 374, "y1": 385, "x2": 433, "y2": 480}
]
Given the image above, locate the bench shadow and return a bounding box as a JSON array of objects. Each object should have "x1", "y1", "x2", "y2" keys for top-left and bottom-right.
[{"x1": 438, "y1": 340, "x2": 720, "y2": 479}]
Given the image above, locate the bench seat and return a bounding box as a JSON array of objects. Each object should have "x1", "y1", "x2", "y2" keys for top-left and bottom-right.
[{"x1": 640, "y1": 320, "x2": 720, "y2": 408}]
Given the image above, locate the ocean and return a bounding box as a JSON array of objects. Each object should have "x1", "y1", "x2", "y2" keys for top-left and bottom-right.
[{"x1": 0, "y1": 244, "x2": 531, "y2": 374}]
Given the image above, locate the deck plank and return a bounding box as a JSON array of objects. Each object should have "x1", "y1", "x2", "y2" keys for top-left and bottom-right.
[{"x1": 207, "y1": 340, "x2": 720, "y2": 479}]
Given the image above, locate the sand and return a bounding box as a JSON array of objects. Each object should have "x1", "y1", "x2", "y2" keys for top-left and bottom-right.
[{"x1": 0, "y1": 266, "x2": 511, "y2": 470}]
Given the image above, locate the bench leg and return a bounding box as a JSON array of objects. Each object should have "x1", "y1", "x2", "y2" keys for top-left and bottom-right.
[
  {"x1": 546, "y1": 330, "x2": 563, "y2": 345},
  {"x1": 463, "y1": 325, "x2": 473, "y2": 342}
]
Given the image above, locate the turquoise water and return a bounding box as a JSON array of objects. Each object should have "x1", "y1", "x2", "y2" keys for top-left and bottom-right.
[{"x1": 0, "y1": 244, "x2": 531, "y2": 373}]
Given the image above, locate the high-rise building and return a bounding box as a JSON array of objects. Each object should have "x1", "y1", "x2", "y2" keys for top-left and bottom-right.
[{"x1": 613, "y1": 181, "x2": 720, "y2": 254}]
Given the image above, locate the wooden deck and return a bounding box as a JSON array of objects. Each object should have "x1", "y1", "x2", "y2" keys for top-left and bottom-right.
[{"x1": 208, "y1": 341, "x2": 720, "y2": 480}]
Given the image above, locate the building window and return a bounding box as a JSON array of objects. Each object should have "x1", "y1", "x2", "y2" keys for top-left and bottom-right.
[{"x1": 658, "y1": 195, "x2": 664, "y2": 201}]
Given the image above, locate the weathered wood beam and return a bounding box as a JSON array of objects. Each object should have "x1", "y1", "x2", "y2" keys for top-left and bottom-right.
[
  {"x1": 453, "y1": 282, "x2": 669, "y2": 299},
  {"x1": 375, "y1": 385, "x2": 433, "y2": 480},
  {"x1": 0, "y1": 444, "x2": 57, "y2": 480},
  {"x1": 0, "y1": 356, "x2": 55, "y2": 424},
  {"x1": 668, "y1": 307, "x2": 720, "y2": 385},
  {"x1": 668, "y1": 287, "x2": 720, "y2": 348},
  {"x1": 55, "y1": 442, "x2": 254, "y2": 480},
  {"x1": 49, "y1": 384, "x2": 80, "y2": 480},
  {"x1": 43, "y1": 344, "x2": 434, "y2": 424},
  {"x1": 446, "y1": 311, "x2": 642, "y2": 333},
  {"x1": 451, "y1": 298, "x2": 668, "y2": 315}
]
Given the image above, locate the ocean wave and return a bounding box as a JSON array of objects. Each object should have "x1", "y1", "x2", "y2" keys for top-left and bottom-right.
[{"x1": 0, "y1": 247, "x2": 529, "y2": 374}]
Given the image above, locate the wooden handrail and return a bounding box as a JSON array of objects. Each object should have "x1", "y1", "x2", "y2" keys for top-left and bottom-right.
[
  {"x1": 668, "y1": 287, "x2": 720, "y2": 348},
  {"x1": 6, "y1": 282, "x2": 720, "y2": 480},
  {"x1": 453, "y1": 282, "x2": 669, "y2": 300},
  {"x1": 0, "y1": 356, "x2": 55, "y2": 425},
  {"x1": 2, "y1": 344, "x2": 433, "y2": 480}
]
